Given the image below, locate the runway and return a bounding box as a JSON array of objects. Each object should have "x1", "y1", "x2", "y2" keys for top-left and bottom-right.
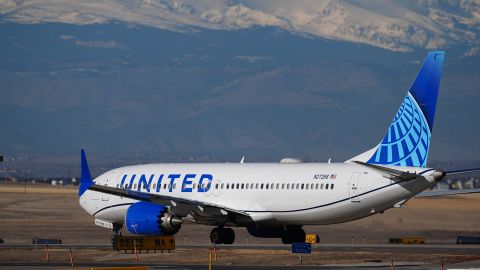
[
  {"x1": 2, "y1": 243, "x2": 480, "y2": 255},
  {"x1": 1, "y1": 243, "x2": 480, "y2": 269},
  {"x1": 2, "y1": 261, "x2": 480, "y2": 270}
]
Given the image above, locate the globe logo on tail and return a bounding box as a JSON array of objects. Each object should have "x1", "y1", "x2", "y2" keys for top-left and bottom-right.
[{"x1": 367, "y1": 93, "x2": 431, "y2": 167}]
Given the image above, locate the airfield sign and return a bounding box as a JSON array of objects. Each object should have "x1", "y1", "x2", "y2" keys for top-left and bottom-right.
[
  {"x1": 291, "y1": 242, "x2": 311, "y2": 254},
  {"x1": 113, "y1": 236, "x2": 175, "y2": 251}
]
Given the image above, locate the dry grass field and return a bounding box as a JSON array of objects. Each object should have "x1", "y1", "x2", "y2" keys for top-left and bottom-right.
[
  {"x1": 0, "y1": 183, "x2": 479, "y2": 266},
  {"x1": 0, "y1": 183, "x2": 478, "y2": 245}
]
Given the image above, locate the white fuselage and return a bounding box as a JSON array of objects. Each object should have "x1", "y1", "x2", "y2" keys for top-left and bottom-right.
[{"x1": 80, "y1": 162, "x2": 438, "y2": 227}]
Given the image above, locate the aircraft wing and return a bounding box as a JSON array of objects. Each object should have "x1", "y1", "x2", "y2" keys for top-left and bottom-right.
[{"x1": 88, "y1": 184, "x2": 250, "y2": 223}]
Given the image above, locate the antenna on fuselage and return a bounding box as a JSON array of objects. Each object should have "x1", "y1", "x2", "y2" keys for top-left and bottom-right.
[
  {"x1": 328, "y1": 158, "x2": 331, "y2": 164},
  {"x1": 240, "y1": 156, "x2": 245, "y2": 164}
]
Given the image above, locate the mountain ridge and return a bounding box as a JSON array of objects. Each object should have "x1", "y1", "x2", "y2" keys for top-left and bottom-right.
[{"x1": 1, "y1": 0, "x2": 479, "y2": 54}]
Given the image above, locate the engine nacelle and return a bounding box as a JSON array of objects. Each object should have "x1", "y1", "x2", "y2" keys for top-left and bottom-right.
[{"x1": 125, "y1": 202, "x2": 182, "y2": 235}]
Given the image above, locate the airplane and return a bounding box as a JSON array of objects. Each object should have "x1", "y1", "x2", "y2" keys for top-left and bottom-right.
[{"x1": 78, "y1": 51, "x2": 480, "y2": 244}]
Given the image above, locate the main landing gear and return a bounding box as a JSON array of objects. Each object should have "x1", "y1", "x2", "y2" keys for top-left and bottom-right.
[
  {"x1": 281, "y1": 226, "x2": 306, "y2": 244},
  {"x1": 210, "y1": 227, "x2": 235, "y2": 244}
]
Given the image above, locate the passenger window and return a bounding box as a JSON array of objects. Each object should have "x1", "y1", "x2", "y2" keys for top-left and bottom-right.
[
  {"x1": 153, "y1": 184, "x2": 156, "y2": 190},
  {"x1": 266, "y1": 184, "x2": 269, "y2": 189},
  {"x1": 325, "y1": 184, "x2": 329, "y2": 189},
  {"x1": 134, "y1": 184, "x2": 137, "y2": 189},
  {"x1": 296, "y1": 183, "x2": 300, "y2": 189},
  {"x1": 281, "y1": 183, "x2": 285, "y2": 189},
  {"x1": 320, "y1": 184, "x2": 324, "y2": 189},
  {"x1": 276, "y1": 183, "x2": 279, "y2": 189},
  {"x1": 221, "y1": 183, "x2": 224, "y2": 189},
  {"x1": 215, "y1": 183, "x2": 218, "y2": 189},
  {"x1": 301, "y1": 184, "x2": 304, "y2": 190},
  {"x1": 261, "y1": 184, "x2": 264, "y2": 189},
  {"x1": 256, "y1": 183, "x2": 259, "y2": 189},
  {"x1": 245, "y1": 183, "x2": 248, "y2": 189},
  {"x1": 227, "y1": 184, "x2": 230, "y2": 189},
  {"x1": 235, "y1": 183, "x2": 239, "y2": 189},
  {"x1": 163, "y1": 183, "x2": 167, "y2": 189},
  {"x1": 311, "y1": 183, "x2": 314, "y2": 189},
  {"x1": 331, "y1": 184, "x2": 334, "y2": 189}
]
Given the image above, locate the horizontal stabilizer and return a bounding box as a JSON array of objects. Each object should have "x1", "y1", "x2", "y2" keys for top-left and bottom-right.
[
  {"x1": 353, "y1": 161, "x2": 417, "y2": 181},
  {"x1": 416, "y1": 188, "x2": 480, "y2": 198},
  {"x1": 445, "y1": 168, "x2": 480, "y2": 176}
]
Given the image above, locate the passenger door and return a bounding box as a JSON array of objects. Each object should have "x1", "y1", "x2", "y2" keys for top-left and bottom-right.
[{"x1": 349, "y1": 172, "x2": 361, "y2": 202}]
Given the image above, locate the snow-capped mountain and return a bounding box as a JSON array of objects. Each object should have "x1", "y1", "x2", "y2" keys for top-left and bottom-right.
[{"x1": 1, "y1": 0, "x2": 479, "y2": 54}]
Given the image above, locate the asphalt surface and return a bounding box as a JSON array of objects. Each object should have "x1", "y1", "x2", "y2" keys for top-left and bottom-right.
[
  {"x1": 2, "y1": 243, "x2": 480, "y2": 255},
  {"x1": 1, "y1": 243, "x2": 479, "y2": 269},
  {"x1": 1, "y1": 261, "x2": 480, "y2": 270}
]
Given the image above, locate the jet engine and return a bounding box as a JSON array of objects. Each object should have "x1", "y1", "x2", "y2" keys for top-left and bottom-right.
[{"x1": 125, "y1": 202, "x2": 182, "y2": 235}]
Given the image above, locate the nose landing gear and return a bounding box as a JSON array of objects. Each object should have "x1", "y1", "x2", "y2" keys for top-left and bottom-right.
[
  {"x1": 111, "y1": 223, "x2": 123, "y2": 244},
  {"x1": 210, "y1": 227, "x2": 235, "y2": 244}
]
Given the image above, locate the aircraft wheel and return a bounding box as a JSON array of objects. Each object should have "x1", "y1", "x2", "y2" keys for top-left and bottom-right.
[
  {"x1": 281, "y1": 226, "x2": 305, "y2": 244},
  {"x1": 210, "y1": 227, "x2": 224, "y2": 244},
  {"x1": 223, "y1": 228, "x2": 235, "y2": 244},
  {"x1": 291, "y1": 228, "x2": 306, "y2": 243}
]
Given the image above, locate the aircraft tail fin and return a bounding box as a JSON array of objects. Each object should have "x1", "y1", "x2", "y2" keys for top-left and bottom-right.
[
  {"x1": 79, "y1": 149, "x2": 93, "y2": 196},
  {"x1": 348, "y1": 51, "x2": 445, "y2": 167}
]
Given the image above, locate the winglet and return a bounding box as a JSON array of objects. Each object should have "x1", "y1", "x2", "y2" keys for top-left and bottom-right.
[{"x1": 79, "y1": 149, "x2": 93, "y2": 197}]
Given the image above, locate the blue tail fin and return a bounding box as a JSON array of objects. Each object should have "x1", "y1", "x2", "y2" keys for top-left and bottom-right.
[
  {"x1": 349, "y1": 51, "x2": 445, "y2": 167},
  {"x1": 79, "y1": 149, "x2": 93, "y2": 196}
]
